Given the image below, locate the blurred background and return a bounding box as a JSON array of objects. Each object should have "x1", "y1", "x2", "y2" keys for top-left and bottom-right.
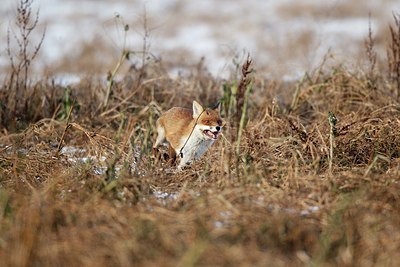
[{"x1": 0, "y1": 0, "x2": 398, "y2": 81}]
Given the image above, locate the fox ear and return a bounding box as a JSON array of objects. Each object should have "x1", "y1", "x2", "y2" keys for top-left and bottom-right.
[
  {"x1": 192, "y1": 100, "x2": 204, "y2": 118},
  {"x1": 213, "y1": 102, "x2": 221, "y2": 113}
]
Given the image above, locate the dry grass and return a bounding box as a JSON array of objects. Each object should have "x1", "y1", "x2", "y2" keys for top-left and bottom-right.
[
  {"x1": 1, "y1": 60, "x2": 400, "y2": 267},
  {"x1": 2, "y1": 5, "x2": 400, "y2": 267}
]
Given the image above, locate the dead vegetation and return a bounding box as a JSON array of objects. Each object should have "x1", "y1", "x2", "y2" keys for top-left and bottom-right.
[{"x1": 2, "y1": 4, "x2": 400, "y2": 267}]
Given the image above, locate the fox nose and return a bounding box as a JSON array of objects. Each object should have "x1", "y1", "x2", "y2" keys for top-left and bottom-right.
[{"x1": 216, "y1": 126, "x2": 221, "y2": 132}]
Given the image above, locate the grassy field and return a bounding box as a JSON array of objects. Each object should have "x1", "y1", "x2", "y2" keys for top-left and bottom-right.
[{"x1": 2, "y1": 2, "x2": 400, "y2": 267}]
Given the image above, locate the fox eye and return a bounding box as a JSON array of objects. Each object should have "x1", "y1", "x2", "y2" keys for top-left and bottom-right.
[
  {"x1": 203, "y1": 119, "x2": 210, "y2": 124},
  {"x1": 217, "y1": 119, "x2": 222, "y2": 125}
]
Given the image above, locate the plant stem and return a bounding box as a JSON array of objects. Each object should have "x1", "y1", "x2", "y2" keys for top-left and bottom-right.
[{"x1": 103, "y1": 50, "x2": 129, "y2": 109}]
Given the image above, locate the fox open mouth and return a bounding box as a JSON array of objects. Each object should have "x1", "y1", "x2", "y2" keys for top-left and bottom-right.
[{"x1": 203, "y1": 130, "x2": 219, "y2": 140}]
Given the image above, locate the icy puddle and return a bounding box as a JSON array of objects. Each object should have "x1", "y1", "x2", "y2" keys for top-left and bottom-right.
[
  {"x1": 59, "y1": 145, "x2": 140, "y2": 176},
  {"x1": 60, "y1": 146, "x2": 109, "y2": 175}
]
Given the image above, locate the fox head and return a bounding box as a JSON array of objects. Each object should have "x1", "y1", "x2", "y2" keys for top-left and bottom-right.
[{"x1": 192, "y1": 100, "x2": 225, "y2": 140}]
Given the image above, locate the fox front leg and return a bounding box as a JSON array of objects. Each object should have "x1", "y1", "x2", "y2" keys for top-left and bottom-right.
[{"x1": 177, "y1": 152, "x2": 193, "y2": 171}]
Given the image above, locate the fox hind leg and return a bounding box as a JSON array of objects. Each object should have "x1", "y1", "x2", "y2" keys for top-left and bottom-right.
[
  {"x1": 152, "y1": 122, "x2": 166, "y2": 158},
  {"x1": 167, "y1": 144, "x2": 177, "y2": 165}
]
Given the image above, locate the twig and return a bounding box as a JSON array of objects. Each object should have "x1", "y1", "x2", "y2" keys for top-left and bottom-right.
[
  {"x1": 57, "y1": 102, "x2": 75, "y2": 153},
  {"x1": 328, "y1": 111, "x2": 337, "y2": 173},
  {"x1": 104, "y1": 50, "x2": 130, "y2": 109}
]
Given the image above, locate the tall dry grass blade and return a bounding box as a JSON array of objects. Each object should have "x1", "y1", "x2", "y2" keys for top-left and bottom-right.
[
  {"x1": 236, "y1": 82, "x2": 252, "y2": 155},
  {"x1": 364, "y1": 154, "x2": 390, "y2": 176},
  {"x1": 387, "y1": 12, "x2": 400, "y2": 99},
  {"x1": 56, "y1": 102, "x2": 75, "y2": 152},
  {"x1": 290, "y1": 74, "x2": 307, "y2": 112},
  {"x1": 235, "y1": 54, "x2": 253, "y2": 128},
  {"x1": 328, "y1": 111, "x2": 337, "y2": 173},
  {"x1": 365, "y1": 14, "x2": 377, "y2": 80},
  {"x1": 104, "y1": 50, "x2": 130, "y2": 109}
]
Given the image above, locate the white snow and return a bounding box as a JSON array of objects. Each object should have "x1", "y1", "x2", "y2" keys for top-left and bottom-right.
[{"x1": 0, "y1": 0, "x2": 398, "y2": 80}]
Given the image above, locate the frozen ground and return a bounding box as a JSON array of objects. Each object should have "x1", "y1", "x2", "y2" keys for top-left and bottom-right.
[{"x1": 0, "y1": 0, "x2": 399, "y2": 80}]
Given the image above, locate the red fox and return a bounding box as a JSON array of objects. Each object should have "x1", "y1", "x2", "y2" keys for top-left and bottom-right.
[{"x1": 153, "y1": 101, "x2": 225, "y2": 170}]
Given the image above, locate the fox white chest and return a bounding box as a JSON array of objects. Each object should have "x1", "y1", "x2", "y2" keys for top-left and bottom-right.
[{"x1": 178, "y1": 130, "x2": 215, "y2": 168}]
